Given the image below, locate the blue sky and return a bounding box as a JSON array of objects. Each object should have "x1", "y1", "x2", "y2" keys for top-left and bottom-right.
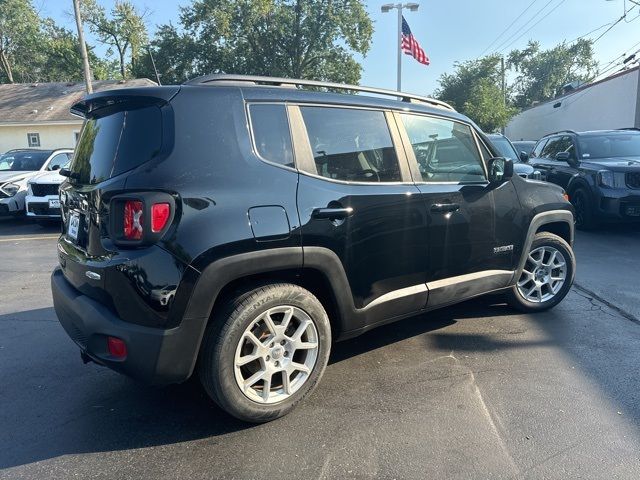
[{"x1": 40, "y1": 0, "x2": 640, "y2": 95}]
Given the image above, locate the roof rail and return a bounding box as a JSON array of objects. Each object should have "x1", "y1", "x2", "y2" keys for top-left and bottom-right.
[
  {"x1": 618, "y1": 127, "x2": 640, "y2": 131},
  {"x1": 184, "y1": 74, "x2": 455, "y2": 111},
  {"x1": 543, "y1": 129, "x2": 578, "y2": 137}
]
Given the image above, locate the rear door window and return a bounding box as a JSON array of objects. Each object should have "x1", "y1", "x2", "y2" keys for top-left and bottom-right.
[
  {"x1": 299, "y1": 106, "x2": 401, "y2": 183},
  {"x1": 70, "y1": 105, "x2": 162, "y2": 184}
]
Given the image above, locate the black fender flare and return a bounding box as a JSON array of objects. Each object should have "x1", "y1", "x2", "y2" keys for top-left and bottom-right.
[{"x1": 515, "y1": 209, "x2": 574, "y2": 281}]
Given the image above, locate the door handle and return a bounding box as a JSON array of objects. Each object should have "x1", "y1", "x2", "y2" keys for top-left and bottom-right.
[
  {"x1": 312, "y1": 207, "x2": 354, "y2": 220},
  {"x1": 430, "y1": 203, "x2": 460, "y2": 213}
]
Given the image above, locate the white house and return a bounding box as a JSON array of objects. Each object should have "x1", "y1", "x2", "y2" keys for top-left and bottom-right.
[
  {"x1": 0, "y1": 79, "x2": 156, "y2": 153},
  {"x1": 505, "y1": 65, "x2": 640, "y2": 141}
]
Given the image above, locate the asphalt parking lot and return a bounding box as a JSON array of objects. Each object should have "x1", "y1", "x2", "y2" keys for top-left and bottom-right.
[{"x1": 1, "y1": 218, "x2": 640, "y2": 479}]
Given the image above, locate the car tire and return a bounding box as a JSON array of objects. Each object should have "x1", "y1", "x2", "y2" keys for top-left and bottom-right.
[
  {"x1": 198, "y1": 283, "x2": 331, "y2": 423},
  {"x1": 571, "y1": 188, "x2": 597, "y2": 230},
  {"x1": 506, "y1": 232, "x2": 575, "y2": 313}
]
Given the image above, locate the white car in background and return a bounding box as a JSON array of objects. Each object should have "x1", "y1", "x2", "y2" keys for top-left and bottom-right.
[
  {"x1": 0, "y1": 149, "x2": 73, "y2": 217},
  {"x1": 25, "y1": 162, "x2": 71, "y2": 220}
]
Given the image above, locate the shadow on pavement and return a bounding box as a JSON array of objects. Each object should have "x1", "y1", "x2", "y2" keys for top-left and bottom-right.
[
  {"x1": 0, "y1": 216, "x2": 60, "y2": 237},
  {"x1": 2, "y1": 293, "x2": 640, "y2": 471}
]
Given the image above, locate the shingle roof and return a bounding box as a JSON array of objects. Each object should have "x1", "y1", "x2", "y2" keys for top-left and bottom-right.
[{"x1": 0, "y1": 78, "x2": 157, "y2": 125}]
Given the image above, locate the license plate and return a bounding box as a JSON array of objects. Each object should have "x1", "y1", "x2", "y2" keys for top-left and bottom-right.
[
  {"x1": 626, "y1": 206, "x2": 640, "y2": 216},
  {"x1": 49, "y1": 198, "x2": 60, "y2": 209},
  {"x1": 68, "y1": 212, "x2": 80, "y2": 240}
]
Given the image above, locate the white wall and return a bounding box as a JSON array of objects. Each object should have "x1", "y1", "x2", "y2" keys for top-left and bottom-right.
[
  {"x1": 505, "y1": 68, "x2": 640, "y2": 141},
  {"x1": 0, "y1": 123, "x2": 82, "y2": 153}
]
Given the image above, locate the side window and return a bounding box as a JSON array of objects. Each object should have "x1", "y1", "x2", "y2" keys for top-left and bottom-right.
[
  {"x1": 47, "y1": 153, "x2": 70, "y2": 171},
  {"x1": 399, "y1": 113, "x2": 486, "y2": 183},
  {"x1": 249, "y1": 104, "x2": 294, "y2": 168},
  {"x1": 299, "y1": 106, "x2": 401, "y2": 183},
  {"x1": 532, "y1": 138, "x2": 548, "y2": 157},
  {"x1": 541, "y1": 136, "x2": 575, "y2": 160}
]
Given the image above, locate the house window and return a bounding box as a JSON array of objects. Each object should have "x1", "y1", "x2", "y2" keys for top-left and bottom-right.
[
  {"x1": 27, "y1": 132, "x2": 40, "y2": 147},
  {"x1": 74, "y1": 131, "x2": 80, "y2": 145}
]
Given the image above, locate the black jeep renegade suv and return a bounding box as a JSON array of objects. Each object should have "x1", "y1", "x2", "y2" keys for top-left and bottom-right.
[{"x1": 52, "y1": 75, "x2": 575, "y2": 422}]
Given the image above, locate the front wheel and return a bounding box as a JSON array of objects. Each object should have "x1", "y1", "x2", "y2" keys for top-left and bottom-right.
[
  {"x1": 506, "y1": 232, "x2": 575, "y2": 312},
  {"x1": 198, "y1": 283, "x2": 331, "y2": 423}
]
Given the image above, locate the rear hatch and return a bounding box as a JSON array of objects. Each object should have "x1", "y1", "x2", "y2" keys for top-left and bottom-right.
[{"x1": 60, "y1": 87, "x2": 178, "y2": 258}]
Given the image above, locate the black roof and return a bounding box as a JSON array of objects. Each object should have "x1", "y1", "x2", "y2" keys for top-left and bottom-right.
[{"x1": 542, "y1": 129, "x2": 640, "y2": 138}]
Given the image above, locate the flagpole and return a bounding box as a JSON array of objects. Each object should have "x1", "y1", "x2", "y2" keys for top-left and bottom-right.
[
  {"x1": 381, "y1": 3, "x2": 420, "y2": 92},
  {"x1": 397, "y1": 6, "x2": 403, "y2": 91}
]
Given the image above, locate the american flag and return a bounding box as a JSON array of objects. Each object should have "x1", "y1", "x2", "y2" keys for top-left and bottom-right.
[{"x1": 401, "y1": 16, "x2": 430, "y2": 66}]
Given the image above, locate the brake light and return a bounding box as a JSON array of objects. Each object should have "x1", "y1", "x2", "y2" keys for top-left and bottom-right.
[
  {"x1": 151, "y1": 203, "x2": 170, "y2": 232},
  {"x1": 107, "y1": 336, "x2": 127, "y2": 358},
  {"x1": 123, "y1": 200, "x2": 143, "y2": 240}
]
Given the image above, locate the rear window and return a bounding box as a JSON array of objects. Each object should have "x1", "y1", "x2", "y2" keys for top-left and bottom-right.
[{"x1": 70, "y1": 105, "x2": 162, "y2": 184}]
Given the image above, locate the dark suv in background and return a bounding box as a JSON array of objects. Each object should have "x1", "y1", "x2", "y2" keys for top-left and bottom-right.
[
  {"x1": 529, "y1": 129, "x2": 640, "y2": 229},
  {"x1": 52, "y1": 75, "x2": 575, "y2": 422}
]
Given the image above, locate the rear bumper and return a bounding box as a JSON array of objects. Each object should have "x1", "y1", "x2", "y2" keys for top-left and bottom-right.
[
  {"x1": 596, "y1": 190, "x2": 640, "y2": 222},
  {"x1": 51, "y1": 267, "x2": 207, "y2": 385}
]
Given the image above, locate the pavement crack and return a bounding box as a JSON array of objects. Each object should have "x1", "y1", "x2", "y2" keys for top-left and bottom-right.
[{"x1": 573, "y1": 284, "x2": 640, "y2": 326}]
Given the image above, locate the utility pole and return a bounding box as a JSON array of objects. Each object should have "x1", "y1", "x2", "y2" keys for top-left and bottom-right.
[
  {"x1": 501, "y1": 56, "x2": 506, "y2": 107},
  {"x1": 381, "y1": 3, "x2": 420, "y2": 92},
  {"x1": 501, "y1": 56, "x2": 506, "y2": 134},
  {"x1": 72, "y1": 0, "x2": 93, "y2": 94}
]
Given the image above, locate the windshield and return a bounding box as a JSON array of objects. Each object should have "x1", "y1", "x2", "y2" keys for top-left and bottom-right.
[
  {"x1": 578, "y1": 133, "x2": 640, "y2": 159},
  {"x1": 0, "y1": 151, "x2": 50, "y2": 171},
  {"x1": 490, "y1": 137, "x2": 519, "y2": 161}
]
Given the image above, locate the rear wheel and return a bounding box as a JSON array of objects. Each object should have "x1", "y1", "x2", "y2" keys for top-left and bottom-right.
[
  {"x1": 506, "y1": 232, "x2": 575, "y2": 312},
  {"x1": 571, "y1": 188, "x2": 597, "y2": 230},
  {"x1": 198, "y1": 283, "x2": 331, "y2": 423}
]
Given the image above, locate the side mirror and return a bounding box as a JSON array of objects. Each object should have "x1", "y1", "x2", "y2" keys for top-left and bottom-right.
[
  {"x1": 59, "y1": 168, "x2": 71, "y2": 177},
  {"x1": 555, "y1": 151, "x2": 579, "y2": 167},
  {"x1": 488, "y1": 157, "x2": 513, "y2": 183},
  {"x1": 519, "y1": 151, "x2": 529, "y2": 162}
]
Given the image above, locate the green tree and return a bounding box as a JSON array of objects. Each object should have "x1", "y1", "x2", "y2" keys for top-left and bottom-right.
[
  {"x1": 139, "y1": 0, "x2": 373, "y2": 85},
  {"x1": 507, "y1": 39, "x2": 597, "y2": 109},
  {"x1": 0, "y1": 0, "x2": 43, "y2": 83},
  {"x1": 435, "y1": 55, "x2": 515, "y2": 132},
  {"x1": 41, "y1": 20, "x2": 116, "y2": 82},
  {"x1": 82, "y1": 0, "x2": 148, "y2": 79}
]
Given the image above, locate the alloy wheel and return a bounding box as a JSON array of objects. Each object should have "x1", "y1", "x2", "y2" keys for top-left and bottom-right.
[
  {"x1": 234, "y1": 305, "x2": 319, "y2": 404},
  {"x1": 516, "y1": 246, "x2": 567, "y2": 303}
]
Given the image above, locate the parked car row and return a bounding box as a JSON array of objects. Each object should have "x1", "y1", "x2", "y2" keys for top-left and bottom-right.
[
  {"x1": 489, "y1": 129, "x2": 640, "y2": 230},
  {"x1": 0, "y1": 148, "x2": 72, "y2": 221}
]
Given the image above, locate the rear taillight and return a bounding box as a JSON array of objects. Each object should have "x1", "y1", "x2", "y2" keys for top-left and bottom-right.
[
  {"x1": 110, "y1": 194, "x2": 174, "y2": 246},
  {"x1": 107, "y1": 336, "x2": 127, "y2": 359},
  {"x1": 151, "y1": 203, "x2": 170, "y2": 232},
  {"x1": 123, "y1": 200, "x2": 144, "y2": 240}
]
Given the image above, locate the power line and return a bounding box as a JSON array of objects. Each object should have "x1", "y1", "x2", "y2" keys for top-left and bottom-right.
[
  {"x1": 566, "y1": 21, "x2": 614, "y2": 44},
  {"x1": 497, "y1": 0, "x2": 567, "y2": 54},
  {"x1": 491, "y1": 0, "x2": 557, "y2": 53},
  {"x1": 477, "y1": 0, "x2": 540, "y2": 57},
  {"x1": 592, "y1": 3, "x2": 638, "y2": 44}
]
